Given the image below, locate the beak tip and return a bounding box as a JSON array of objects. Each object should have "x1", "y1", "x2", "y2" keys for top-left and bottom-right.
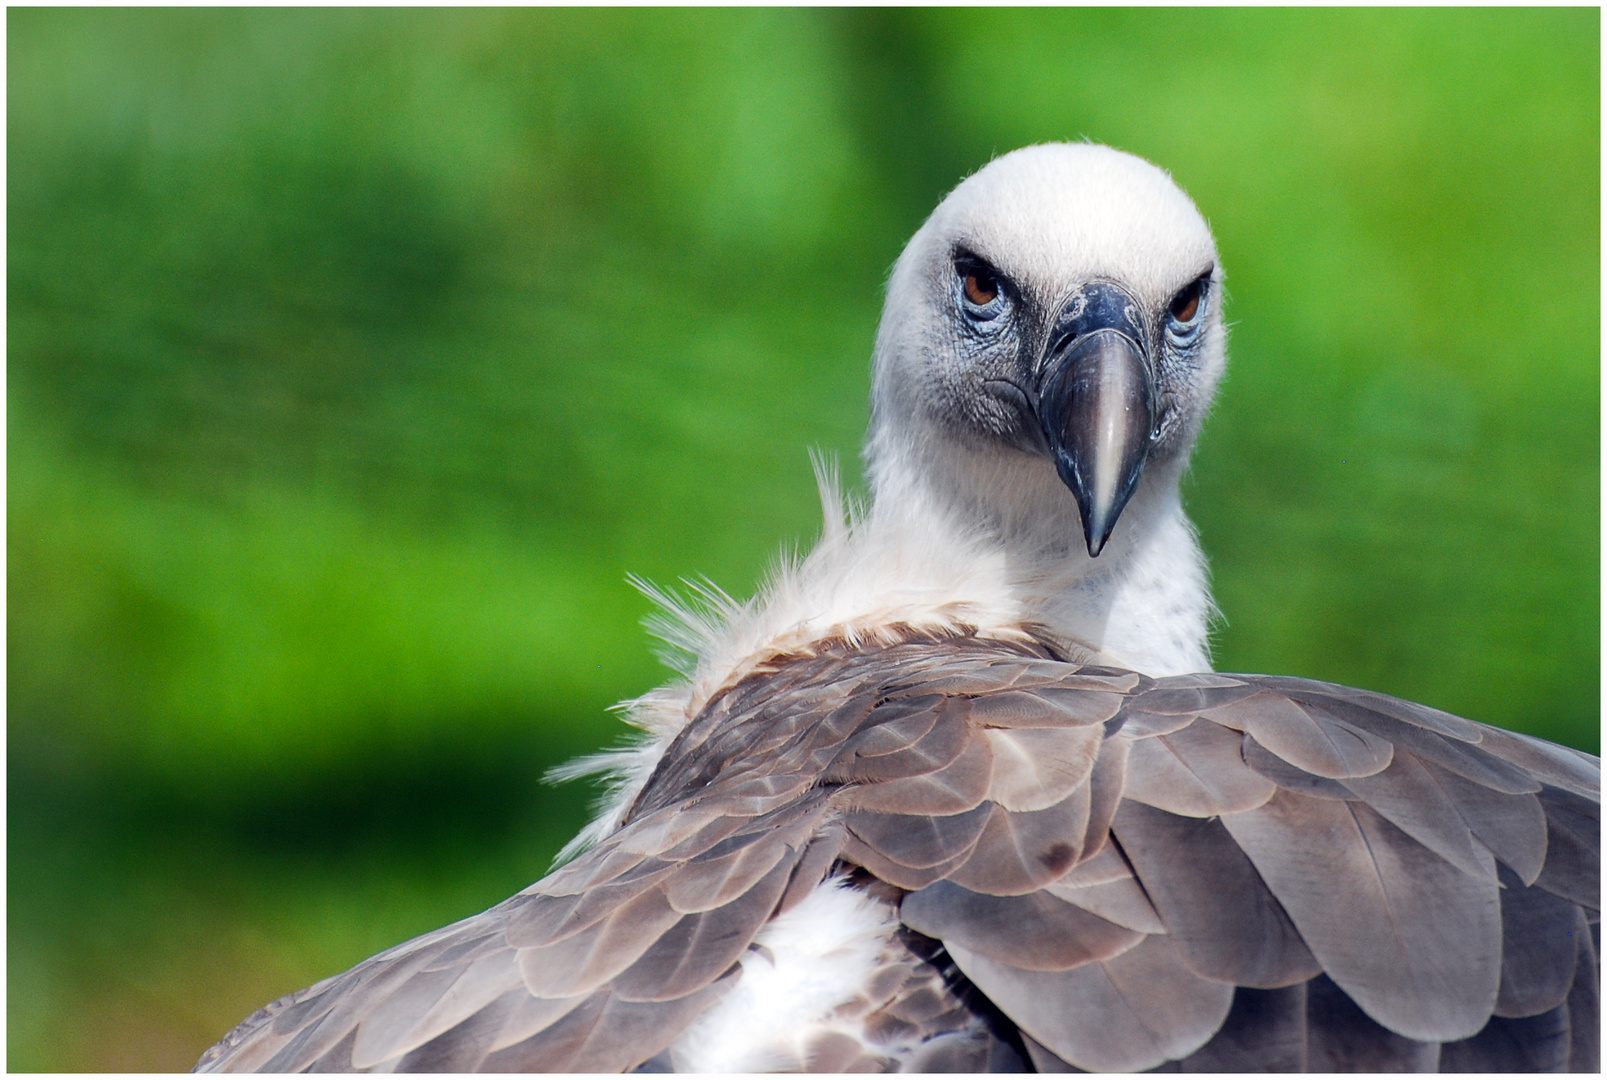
[
  {"x1": 1039, "y1": 304, "x2": 1155, "y2": 568},
  {"x1": 1060, "y1": 458, "x2": 1115, "y2": 558},
  {"x1": 1083, "y1": 521, "x2": 1109, "y2": 558}
]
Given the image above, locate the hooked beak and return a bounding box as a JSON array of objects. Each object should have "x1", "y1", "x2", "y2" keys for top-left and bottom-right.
[{"x1": 1037, "y1": 283, "x2": 1157, "y2": 557}]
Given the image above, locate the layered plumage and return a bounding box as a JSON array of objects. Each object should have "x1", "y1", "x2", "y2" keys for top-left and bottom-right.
[{"x1": 197, "y1": 145, "x2": 1599, "y2": 1073}]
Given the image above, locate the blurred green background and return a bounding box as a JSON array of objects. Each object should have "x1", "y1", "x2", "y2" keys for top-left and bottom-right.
[{"x1": 8, "y1": 8, "x2": 1598, "y2": 1071}]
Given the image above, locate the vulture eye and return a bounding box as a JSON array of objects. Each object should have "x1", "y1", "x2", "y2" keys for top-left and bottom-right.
[
  {"x1": 964, "y1": 271, "x2": 998, "y2": 306},
  {"x1": 956, "y1": 258, "x2": 1008, "y2": 323},
  {"x1": 1169, "y1": 281, "x2": 1203, "y2": 324}
]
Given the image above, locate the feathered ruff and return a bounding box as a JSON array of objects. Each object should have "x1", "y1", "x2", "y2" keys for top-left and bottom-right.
[
  {"x1": 551, "y1": 450, "x2": 1213, "y2": 863},
  {"x1": 549, "y1": 454, "x2": 1046, "y2": 863}
]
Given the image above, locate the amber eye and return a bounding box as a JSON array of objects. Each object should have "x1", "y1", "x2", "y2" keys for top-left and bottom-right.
[
  {"x1": 1169, "y1": 281, "x2": 1203, "y2": 323},
  {"x1": 964, "y1": 271, "x2": 997, "y2": 306}
]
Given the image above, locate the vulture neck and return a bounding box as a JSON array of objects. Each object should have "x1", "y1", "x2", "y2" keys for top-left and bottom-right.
[
  {"x1": 660, "y1": 425, "x2": 1213, "y2": 726},
  {"x1": 855, "y1": 422, "x2": 1215, "y2": 678}
]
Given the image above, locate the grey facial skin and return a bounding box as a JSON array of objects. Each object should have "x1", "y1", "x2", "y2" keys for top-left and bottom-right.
[{"x1": 950, "y1": 255, "x2": 1211, "y2": 558}]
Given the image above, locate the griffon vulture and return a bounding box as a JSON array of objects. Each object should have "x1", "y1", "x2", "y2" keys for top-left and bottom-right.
[{"x1": 196, "y1": 143, "x2": 1599, "y2": 1073}]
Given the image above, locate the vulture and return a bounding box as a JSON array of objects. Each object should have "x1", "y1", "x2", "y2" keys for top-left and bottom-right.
[{"x1": 196, "y1": 143, "x2": 1599, "y2": 1073}]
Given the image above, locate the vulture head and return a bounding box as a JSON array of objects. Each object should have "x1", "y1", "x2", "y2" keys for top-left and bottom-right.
[{"x1": 867, "y1": 143, "x2": 1224, "y2": 561}]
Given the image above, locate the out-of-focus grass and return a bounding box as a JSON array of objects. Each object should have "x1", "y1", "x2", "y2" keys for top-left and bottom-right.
[{"x1": 8, "y1": 8, "x2": 1597, "y2": 1070}]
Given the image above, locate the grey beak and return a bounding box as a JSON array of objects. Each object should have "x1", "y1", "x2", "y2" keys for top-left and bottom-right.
[{"x1": 1037, "y1": 283, "x2": 1157, "y2": 557}]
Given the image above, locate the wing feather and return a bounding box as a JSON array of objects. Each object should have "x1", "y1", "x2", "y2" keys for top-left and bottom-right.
[
  {"x1": 302, "y1": 1026, "x2": 360, "y2": 1072},
  {"x1": 1533, "y1": 785, "x2": 1601, "y2": 910},
  {"x1": 1120, "y1": 719, "x2": 1276, "y2": 816},
  {"x1": 1302, "y1": 973, "x2": 1442, "y2": 1071},
  {"x1": 1112, "y1": 799, "x2": 1320, "y2": 988},
  {"x1": 1258, "y1": 677, "x2": 1485, "y2": 741},
  {"x1": 1220, "y1": 789, "x2": 1501, "y2": 1040},
  {"x1": 650, "y1": 812, "x2": 752, "y2": 863},
  {"x1": 472, "y1": 990, "x2": 609, "y2": 1071},
  {"x1": 1492, "y1": 865, "x2": 1584, "y2": 1019},
  {"x1": 1235, "y1": 694, "x2": 1395, "y2": 779},
  {"x1": 1175, "y1": 984, "x2": 1308, "y2": 1071},
  {"x1": 900, "y1": 879, "x2": 1142, "y2": 970},
  {"x1": 913, "y1": 664, "x2": 1139, "y2": 697},
  {"x1": 503, "y1": 861, "x2": 678, "y2": 948},
  {"x1": 382, "y1": 986, "x2": 530, "y2": 1072},
  {"x1": 1423, "y1": 762, "x2": 1549, "y2": 885},
  {"x1": 772, "y1": 826, "x2": 846, "y2": 916},
  {"x1": 1474, "y1": 725, "x2": 1601, "y2": 800},
  {"x1": 840, "y1": 802, "x2": 994, "y2": 872},
  {"x1": 1286, "y1": 691, "x2": 1540, "y2": 794},
  {"x1": 982, "y1": 725, "x2": 1102, "y2": 812},
  {"x1": 259, "y1": 935, "x2": 473, "y2": 1072},
  {"x1": 966, "y1": 687, "x2": 1124, "y2": 728},
  {"x1": 947, "y1": 934, "x2": 1234, "y2": 1072},
  {"x1": 1042, "y1": 849, "x2": 1166, "y2": 935},
  {"x1": 350, "y1": 957, "x2": 512, "y2": 1069},
  {"x1": 944, "y1": 791, "x2": 1092, "y2": 895},
  {"x1": 831, "y1": 694, "x2": 952, "y2": 764},
  {"x1": 611, "y1": 858, "x2": 793, "y2": 1002},
  {"x1": 1439, "y1": 1005, "x2": 1573, "y2": 1072},
  {"x1": 483, "y1": 991, "x2": 591, "y2": 1055},
  {"x1": 660, "y1": 835, "x2": 792, "y2": 915},
  {"x1": 1564, "y1": 923, "x2": 1600, "y2": 1070},
  {"x1": 837, "y1": 725, "x2": 994, "y2": 814},
  {"x1": 1241, "y1": 734, "x2": 1358, "y2": 800},
  {"x1": 1342, "y1": 749, "x2": 1497, "y2": 882},
  {"x1": 1124, "y1": 678, "x2": 1257, "y2": 715},
  {"x1": 1112, "y1": 706, "x2": 1195, "y2": 739},
  {"x1": 1080, "y1": 732, "x2": 1128, "y2": 858}
]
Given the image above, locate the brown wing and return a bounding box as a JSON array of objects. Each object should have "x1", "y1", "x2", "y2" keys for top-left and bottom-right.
[
  {"x1": 890, "y1": 667, "x2": 1599, "y2": 1072},
  {"x1": 194, "y1": 636, "x2": 1051, "y2": 1073},
  {"x1": 193, "y1": 797, "x2": 829, "y2": 1072},
  {"x1": 196, "y1": 637, "x2": 1599, "y2": 1072}
]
